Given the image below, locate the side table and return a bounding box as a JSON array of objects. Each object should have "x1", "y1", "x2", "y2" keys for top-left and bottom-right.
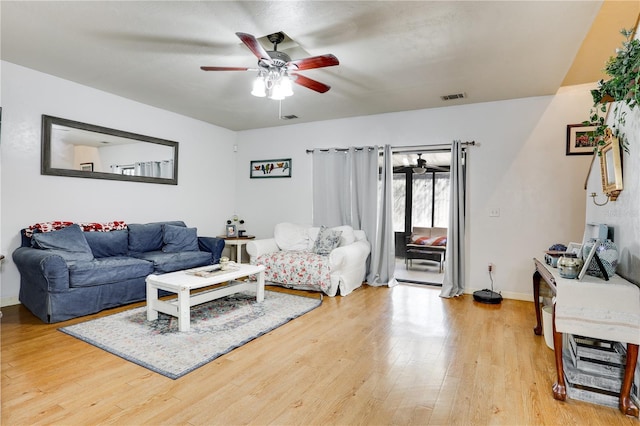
[{"x1": 219, "y1": 236, "x2": 255, "y2": 264}]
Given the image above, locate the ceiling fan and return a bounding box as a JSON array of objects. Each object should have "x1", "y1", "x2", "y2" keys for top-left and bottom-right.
[
  {"x1": 200, "y1": 32, "x2": 339, "y2": 100},
  {"x1": 413, "y1": 154, "x2": 427, "y2": 174}
]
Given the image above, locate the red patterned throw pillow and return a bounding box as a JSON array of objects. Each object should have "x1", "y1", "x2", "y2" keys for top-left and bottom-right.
[{"x1": 411, "y1": 235, "x2": 447, "y2": 246}]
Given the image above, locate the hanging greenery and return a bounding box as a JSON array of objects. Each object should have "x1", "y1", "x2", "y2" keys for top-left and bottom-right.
[{"x1": 584, "y1": 28, "x2": 640, "y2": 153}]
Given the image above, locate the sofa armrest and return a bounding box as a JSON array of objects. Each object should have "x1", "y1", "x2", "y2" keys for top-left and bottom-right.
[
  {"x1": 12, "y1": 247, "x2": 71, "y2": 292},
  {"x1": 329, "y1": 240, "x2": 371, "y2": 270},
  {"x1": 198, "y1": 236, "x2": 225, "y2": 263},
  {"x1": 246, "y1": 238, "x2": 280, "y2": 260}
]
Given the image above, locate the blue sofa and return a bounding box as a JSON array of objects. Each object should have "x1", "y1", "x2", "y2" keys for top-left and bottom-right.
[{"x1": 12, "y1": 221, "x2": 225, "y2": 323}]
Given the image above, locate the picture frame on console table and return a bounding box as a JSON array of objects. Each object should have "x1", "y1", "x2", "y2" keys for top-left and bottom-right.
[
  {"x1": 250, "y1": 158, "x2": 291, "y2": 179},
  {"x1": 566, "y1": 124, "x2": 601, "y2": 155},
  {"x1": 578, "y1": 239, "x2": 599, "y2": 280}
]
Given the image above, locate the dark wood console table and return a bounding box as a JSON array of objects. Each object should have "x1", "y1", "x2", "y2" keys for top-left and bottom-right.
[{"x1": 533, "y1": 258, "x2": 639, "y2": 417}]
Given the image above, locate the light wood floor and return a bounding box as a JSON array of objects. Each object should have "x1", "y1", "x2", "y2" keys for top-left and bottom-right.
[{"x1": 2, "y1": 284, "x2": 637, "y2": 425}]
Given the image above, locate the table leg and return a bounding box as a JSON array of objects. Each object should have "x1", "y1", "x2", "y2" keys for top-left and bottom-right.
[
  {"x1": 146, "y1": 280, "x2": 158, "y2": 322},
  {"x1": 620, "y1": 343, "x2": 639, "y2": 416},
  {"x1": 532, "y1": 270, "x2": 543, "y2": 335},
  {"x1": 178, "y1": 287, "x2": 190, "y2": 332},
  {"x1": 551, "y1": 301, "x2": 567, "y2": 401},
  {"x1": 236, "y1": 244, "x2": 242, "y2": 264},
  {"x1": 256, "y1": 270, "x2": 265, "y2": 302}
]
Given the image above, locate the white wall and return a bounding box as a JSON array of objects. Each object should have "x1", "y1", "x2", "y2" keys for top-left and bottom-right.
[
  {"x1": 0, "y1": 61, "x2": 237, "y2": 306},
  {"x1": 236, "y1": 84, "x2": 597, "y2": 300},
  {"x1": 583, "y1": 27, "x2": 640, "y2": 286},
  {"x1": 584, "y1": 103, "x2": 639, "y2": 285}
]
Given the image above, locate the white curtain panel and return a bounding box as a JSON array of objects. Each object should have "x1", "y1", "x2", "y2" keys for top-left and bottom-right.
[
  {"x1": 312, "y1": 145, "x2": 396, "y2": 287},
  {"x1": 368, "y1": 145, "x2": 397, "y2": 287},
  {"x1": 440, "y1": 140, "x2": 467, "y2": 298}
]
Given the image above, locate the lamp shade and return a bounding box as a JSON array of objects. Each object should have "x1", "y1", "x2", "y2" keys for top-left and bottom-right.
[{"x1": 251, "y1": 78, "x2": 266, "y2": 97}]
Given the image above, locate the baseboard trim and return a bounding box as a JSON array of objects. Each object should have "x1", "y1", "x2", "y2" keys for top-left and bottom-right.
[{"x1": 1, "y1": 296, "x2": 20, "y2": 308}]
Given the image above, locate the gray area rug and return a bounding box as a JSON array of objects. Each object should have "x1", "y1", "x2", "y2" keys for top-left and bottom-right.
[{"x1": 59, "y1": 290, "x2": 322, "y2": 379}]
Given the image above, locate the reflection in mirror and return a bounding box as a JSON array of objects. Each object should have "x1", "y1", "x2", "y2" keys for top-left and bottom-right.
[{"x1": 42, "y1": 115, "x2": 179, "y2": 185}]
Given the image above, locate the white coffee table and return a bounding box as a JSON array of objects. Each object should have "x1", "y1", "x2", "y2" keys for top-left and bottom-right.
[{"x1": 146, "y1": 263, "x2": 265, "y2": 332}]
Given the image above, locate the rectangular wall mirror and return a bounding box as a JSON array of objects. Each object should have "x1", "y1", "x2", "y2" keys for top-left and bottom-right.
[{"x1": 41, "y1": 115, "x2": 179, "y2": 185}]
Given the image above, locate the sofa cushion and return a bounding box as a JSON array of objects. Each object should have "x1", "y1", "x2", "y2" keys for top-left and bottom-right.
[
  {"x1": 31, "y1": 224, "x2": 94, "y2": 261},
  {"x1": 312, "y1": 226, "x2": 342, "y2": 255},
  {"x1": 69, "y1": 257, "x2": 154, "y2": 288},
  {"x1": 84, "y1": 230, "x2": 129, "y2": 258},
  {"x1": 162, "y1": 224, "x2": 199, "y2": 253},
  {"x1": 128, "y1": 221, "x2": 185, "y2": 253},
  {"x1": 132, "y1": 250, "x2": 212, "y2": 274},
  {"x1": 274, "y1": 222, "x2": 310, "y2": 251}
]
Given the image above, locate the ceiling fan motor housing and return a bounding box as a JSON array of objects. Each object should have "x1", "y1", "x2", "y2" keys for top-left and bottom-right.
[{"x1": 261, "y1": 50, "x2": 291, "y2": 68}]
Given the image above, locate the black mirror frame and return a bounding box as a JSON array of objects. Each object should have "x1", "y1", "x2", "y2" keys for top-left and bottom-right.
[{"x1": 41, "y1": 115, "x2": 179, "y2": 185}]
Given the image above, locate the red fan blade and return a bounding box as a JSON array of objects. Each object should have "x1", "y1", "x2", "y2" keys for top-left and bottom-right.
[
  {"x1": 200, "y1": 66, "x2": 251, "y2": 71},
  {"x1": 288, "y1": 54, "x2": 339, "y2": 71},
  {"x1": 236, "y1": 32, "x2": 271, "y2": 62},
  {"x1": 291, "y1": 73, "x2": 331, "y2": 93}
]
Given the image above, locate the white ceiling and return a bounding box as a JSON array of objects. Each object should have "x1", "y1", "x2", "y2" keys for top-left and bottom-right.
[{"x1": 1, "y1": 1, "x2": 605, "y2": 131}]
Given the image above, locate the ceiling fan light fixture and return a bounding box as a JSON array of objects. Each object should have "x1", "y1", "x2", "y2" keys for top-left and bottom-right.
[
  {"x1": 412, "y1": 167, "x2": 426, "y2": 174},
  {"x1": 251, "y1": 77, "x2": 266, "y2": 97},
  {"x1": 280, "y1": 74, "x2": 293, "y2": 97},
  {"x1": 271, "y1": 81, "x2": 286, "y2": 100}
]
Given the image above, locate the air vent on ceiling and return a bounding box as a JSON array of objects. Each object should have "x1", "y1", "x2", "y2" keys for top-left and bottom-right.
[
  {"x1": 440, "y1": 93, "x2": 466, "y2": 101},
  {"x1": 280, "y1": 114, "x2": 299, "y2": 120}
]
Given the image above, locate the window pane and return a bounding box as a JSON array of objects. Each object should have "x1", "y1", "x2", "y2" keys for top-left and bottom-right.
[
  {"x1": 412, "y1": 173, "x2": 433, "y2": 227},
  {"x1": 392, "y1": 173, "x2": 406, "y2": 232},
  {"x1": 433, "y1": 172, "x2": 450, "y2": 227}
]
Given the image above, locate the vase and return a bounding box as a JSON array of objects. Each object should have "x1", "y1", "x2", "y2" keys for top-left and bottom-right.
[
  {"x1": 583, "y1": 238, "x2": 619, "y2": 278},
  {"x1": 557, "y1": 253, "x2": 583, "y2": 279}
]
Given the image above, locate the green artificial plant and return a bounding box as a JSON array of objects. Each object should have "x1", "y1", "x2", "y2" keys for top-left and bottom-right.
[{"x1": 584, "y1": 28, "x2": 640, "y2": 153}]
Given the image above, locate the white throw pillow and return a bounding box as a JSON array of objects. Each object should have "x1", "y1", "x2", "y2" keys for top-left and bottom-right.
[
  {"x1": 274, "y1": 222, "x2": 310, "y2": 251},
  {"x1": 332, "y1": 225, "x2": 356, "y2": 246}
]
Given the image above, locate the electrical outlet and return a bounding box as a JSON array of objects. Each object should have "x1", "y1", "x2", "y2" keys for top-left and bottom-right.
[
  {"x1": 489, "y1": 208, "x2": 500, "y2": 217},
  {"x1": 488, "y1": 263, "x2": 493, "y2": 272}
]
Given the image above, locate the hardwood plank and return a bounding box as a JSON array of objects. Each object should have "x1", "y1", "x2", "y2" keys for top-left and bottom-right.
[{"x1": 2, "y1": 284, "x2": 638, "y2": 425}]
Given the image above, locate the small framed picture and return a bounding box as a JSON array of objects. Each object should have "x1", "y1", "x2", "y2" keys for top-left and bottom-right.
[
  {"x1": 578, "y1": 239, "x2": 600, "y2": 280},
  {"x1": 566, "y1": 242, "x2": 582, "y2": 256},
  {"x1": 80, "y1": 162, "x2": 94, "y2": 172},
  {"x1": 250, "y1": 158, "x2": 292, "y2": 179},
  {"x1": 226, "y1": 224, "x2": 237, "y2": 237},
  {"x1": 566, "y1": 124, "x2": 601, "y2": 155}
]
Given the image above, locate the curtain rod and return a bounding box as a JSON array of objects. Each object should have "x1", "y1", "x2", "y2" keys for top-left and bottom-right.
[
  {"x1": 305, "y1": 146, "x2": 379, "y2": 154},
  {"x1": 306, "y1": 141, "x2": 475, "y2": 154}
]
